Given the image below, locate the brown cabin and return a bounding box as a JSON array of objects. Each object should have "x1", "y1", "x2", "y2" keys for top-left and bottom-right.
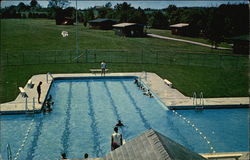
[
  {"x1": 112, "y1": 23, "x2": 145, "y2": 37},
  {"x1": 56, "y1": 17, "x2": 74, "y2": 25},
  {"x1": 170, "y1": 23, "x2": 189, "y2": 36}
]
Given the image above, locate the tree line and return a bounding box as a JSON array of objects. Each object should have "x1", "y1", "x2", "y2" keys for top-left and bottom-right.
[{"x1": 0, "y1": 0, "x2": 248, "y2": 46}]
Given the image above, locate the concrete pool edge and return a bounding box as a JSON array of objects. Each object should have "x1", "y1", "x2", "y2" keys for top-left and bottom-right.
[{"x1": 0, "y1": 72, "x2": 249, "y2": 115}]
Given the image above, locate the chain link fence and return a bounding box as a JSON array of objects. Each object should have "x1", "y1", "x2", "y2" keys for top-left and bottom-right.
[{"x1": 0, "y1": 49, "x2": 248, "y2": 70}]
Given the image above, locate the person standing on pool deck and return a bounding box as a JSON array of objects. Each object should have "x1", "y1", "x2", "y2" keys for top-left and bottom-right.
[
  {"x1": 111, "y1": 127, "x2": 123, "y2": 151},
  {"x1": 37, "y1": 81, "x2": 42, "y2": 104},
  {"x1": 101, "y1": 61, "x2": 106, "y2": 76}
]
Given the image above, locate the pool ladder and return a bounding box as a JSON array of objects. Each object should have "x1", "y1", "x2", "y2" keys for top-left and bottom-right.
[
  {"x1": 193, "y1": 92, "x2": 204, "y2": 110},
  {"x1": 46, "y1": 72, "x2": 54, "y2": 83},
  {"x1": 139, "y1": 71, "x2": 147, "y2": 81},
  {"x1": 25, "y1": 97, "x2": 36, "y2": 114},
  {"x1": 7, "y1": 144, "x2": 12, "y2": 160}
]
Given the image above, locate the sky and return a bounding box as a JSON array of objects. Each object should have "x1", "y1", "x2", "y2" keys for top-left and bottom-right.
[{"x1": 1, "y1": 1, "x2": 249, "y2": 9}]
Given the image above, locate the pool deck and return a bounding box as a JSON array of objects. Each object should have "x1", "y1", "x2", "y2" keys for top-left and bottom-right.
[{"x1": 0, "y1": 72, "x2": 249, "y2": 114}]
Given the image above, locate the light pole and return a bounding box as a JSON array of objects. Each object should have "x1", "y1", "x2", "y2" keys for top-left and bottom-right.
[{"x1": 75, "y1": 0, "x2": 79, "y2": 57}]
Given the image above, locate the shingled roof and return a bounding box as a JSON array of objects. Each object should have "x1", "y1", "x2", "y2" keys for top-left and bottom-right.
[
  {"x1": 88, "y1": 18, "x2": 118, "y2": 23},
  {"x1": 102, "y1": 129, "x2": 206, "y2": 160},
  {"x1": 170, "y1": 23, "x2": 189, "y2": 28}
]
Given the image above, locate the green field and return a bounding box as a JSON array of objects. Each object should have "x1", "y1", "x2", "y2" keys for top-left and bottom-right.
[{"x1": 0, "y1": 19, "x2": 248, "y2": 103}]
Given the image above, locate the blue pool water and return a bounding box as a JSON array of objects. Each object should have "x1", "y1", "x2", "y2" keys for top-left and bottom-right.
[{"x1": 1, "y1": 77, "x2": 249, "y2": 159}]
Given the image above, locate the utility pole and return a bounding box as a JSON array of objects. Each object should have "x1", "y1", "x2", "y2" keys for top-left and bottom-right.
[{"x1": 75, "y1": 0, "x2": 79, "y2": 57}]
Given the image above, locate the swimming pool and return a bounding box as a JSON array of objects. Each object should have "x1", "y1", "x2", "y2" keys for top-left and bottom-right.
[{"x1": 1, "y1": 77, "x2": 249, "y2": 159}]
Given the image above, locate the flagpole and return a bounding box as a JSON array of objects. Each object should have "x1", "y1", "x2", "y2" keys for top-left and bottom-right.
[{"x1": 76, "y1": 0, "x2": 78, "y2": 57}]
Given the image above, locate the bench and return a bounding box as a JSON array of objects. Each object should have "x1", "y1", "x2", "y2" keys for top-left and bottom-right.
[
  {"x1": 90, "y1": 69, "x2": 109, "y2": 75},
  {"x1": 19, "y1": 87, "x2": 28, "y2": 98},
  {"x1": 164, "y1": 79, "x2": 173, "y2": 88},
  {"x1": 201, "y1": 153, "x2": 242, "y2": 160}
]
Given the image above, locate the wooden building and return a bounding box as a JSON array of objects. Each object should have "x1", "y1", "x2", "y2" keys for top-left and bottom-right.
[
  {"x1": 231, "y1": 35, "x2": 249, "y2": 55},
  {"x1": 169, "y1": 23, "x2": 189, "y2": 36},
  {"x1": 112, "y1": 23, "x2": 145, "y2": 37},
  {"x1": 88, "y1": 18, "x2": 118, "y2": 30},
  {"x1": 61, "y1": 17, "x2": 74, "y2": 25}
]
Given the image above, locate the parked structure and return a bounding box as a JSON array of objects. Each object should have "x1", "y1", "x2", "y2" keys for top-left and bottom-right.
[
  {"x1": 231, "y1": 35, "x2": 249, "y2": 55},
  {"x1": 170, "y1": 23, "x2": 189, "y2": 36},
  {"x1": 88, "y1": 18, "x2": 118, "y2": 30},
  {"x1": 112, "y1": 23, "x2": 145, "y2": 37},
  {"x1": 56, "y1": 17, "x2": 74, "y2": 25}
]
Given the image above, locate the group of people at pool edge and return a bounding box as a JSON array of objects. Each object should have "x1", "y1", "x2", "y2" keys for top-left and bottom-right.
[
  {"x1": 134, "y1": 78, "x2": 154, "y2": 98},
  {"x1": 60, "y1": 120, "x2": 125, "y2": 159},
  {"x1": 36, "y1": 81, "x2": 54, "y2": 113}
]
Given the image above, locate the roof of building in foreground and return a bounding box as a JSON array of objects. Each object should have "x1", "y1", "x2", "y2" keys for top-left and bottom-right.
[{"x1": 101, "y1": 129, "x2": 206, "y2": 160}]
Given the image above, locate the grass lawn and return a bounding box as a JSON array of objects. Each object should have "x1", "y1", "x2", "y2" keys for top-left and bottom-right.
[
  {"x1": 1, "y1": 63, "x2": 248, "y2": 103},
  {"x1": 1, "y1": 19, "x2": 233, "y2": 53},
  {"x1": 0, "y1": 19, "x2": 248, "y2": 103},
  {"x1": 147, "y1": 28, "x2": 233, "y2": 48}
]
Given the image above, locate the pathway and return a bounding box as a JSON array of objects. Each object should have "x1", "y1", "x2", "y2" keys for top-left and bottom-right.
[{"x1": 147, "y1": 34, "x2": 232, "y2": 50}]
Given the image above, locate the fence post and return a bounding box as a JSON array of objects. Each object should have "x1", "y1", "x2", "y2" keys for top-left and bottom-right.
[
  {"x1": 85, "y1": 49, "x2": 88, "y2": 63},
  {"x1": 70, "y1": 50, "x2": 72, "y2": 63},
  {"x1": 219, "y1": 55, "x2": 222, "y2": 68},
  {"x1": 126, "y1": 51, "x2": 129, "y2": 63},
  {"x1": 110, "y1": 52, "x2": 112, "y2": 63},
  {"x1": 141, "y1": 49, "x2": 143, "y2": 64},
  {"x1": 38, "y1": 52, "x2": 40, "y2": 64},
  {"x1": 54, "y1": 50, "x2": 57, "y2": 63},
  {"x1": 156, "y1": 51, "x2": 158, "y2": 64},
  {"x1": 7, "y1": 50, "x2": 9, "y2": 65},
  {"x1": 22, "y1": 51, "x2": 25, "y2": 65}
]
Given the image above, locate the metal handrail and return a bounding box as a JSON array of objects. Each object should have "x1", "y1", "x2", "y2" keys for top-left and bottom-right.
[
  {"x1": 139, "y1": 71, "x2": 147, "y2": 81},
  {"x1": 46, "y1": 72, "x2": 54, "y2": 83},
  {"x1": 200, "y1": 92, "x2": 204, "y2": 107},
  {"x1": 193, "y1": 92, "x2": 197, "y2": 106}
]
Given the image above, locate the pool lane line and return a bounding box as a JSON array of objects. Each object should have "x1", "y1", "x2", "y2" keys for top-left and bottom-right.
[
  {"x1": 164, "y1": 111, "x2": 194, "y2": 151},
  {"x1": 103, "y1": 82, "x2": 128, "y2": 138},
  {"x1": 61, "y1": 82, "x2": 73, "y2": 156},
  {"x1": 13, "y1": 118, "x2": 35, "y2": 160},
  {"x1": 172, "y1": 110, "x2": 216, "y2": 153},
  {"x1": 120, "y1": 81, "x2": 151, "y2": 130},
  {"x1": 26, "y1": 116, "x2": 44, "y2": 160},
  {"x1": 87, "y1": 82, "x2": 103, "y2": 157},
  {"x1": 103, "y1": 82, "x2": 121, "y2": 121}
]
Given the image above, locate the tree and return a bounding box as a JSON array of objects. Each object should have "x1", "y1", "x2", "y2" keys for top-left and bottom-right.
[
  {"x1": 30, "y1": 0, "x2": 38, "y2": 8},
  {"x1": 48, "y1": 0, "x2": 70, "y2": 9},
  {"x1": 17, "y1": 2, "x2": 30, "y2": 12},
  {"x1": 105, "y1": 2, "x2": 112, "y2": 8},
  {"x1": 114, "y1": 2, "x2": 134, "y2": 22},
  {"x1": 148, "y1": 11, "x2": 169, "y2": 29},
  {"x1": 83, "y1": 9, "x2": 94, "y2": 26},
  {"x1": 128, "y1": 7, "x2": 147, "y2": 24},
  {"x1": 206, "y1": 8, "x2": 225, "y2": 48},
  {"x1": 47, "y1": 0, "x2": 70, "y2": 23},
  {"x1": 166, "y1": 5, "x2": 177, "y2": 13}
]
